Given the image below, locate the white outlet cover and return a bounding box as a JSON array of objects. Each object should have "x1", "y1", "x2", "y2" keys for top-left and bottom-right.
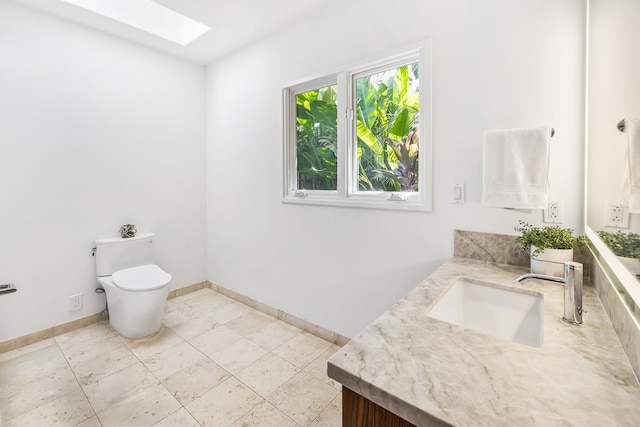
[
  {"x1": 604, "y1": 201, "x2": 630, "y2": 228},
  {"x1": 70, "y1": 294, "x2": 83, "y2": 311},
  {"x1": 543, "y1": 201, "x2": 563, "y2": 223}
]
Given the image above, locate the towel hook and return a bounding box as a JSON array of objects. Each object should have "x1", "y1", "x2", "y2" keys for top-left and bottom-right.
[
  {"x1": 617, "y1": 119, "x2": 626, "y2": 132},
  {"x1": 550, "y1": 128, "x2": 555, "y2": 137}
]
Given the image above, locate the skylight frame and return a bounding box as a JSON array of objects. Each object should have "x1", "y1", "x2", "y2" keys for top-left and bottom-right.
[{"x1": 61, "y1": 0, "x2": 211, "y2": 46}]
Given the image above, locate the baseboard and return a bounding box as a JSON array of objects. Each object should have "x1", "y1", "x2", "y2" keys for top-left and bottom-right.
[
  {"x1": 210, "y1": 281, "x2": 350, "y2": 346},
  {"x1": 0, "y1": 280, "x2": 350, "y2": 354},
  {"x1": 167, "y1": 280, "x2": 212, "y2": 299},
  {"x1": 0, "y1": 311, "x2": 108, "y2": 355},
  {"x1": 0, "y1": 281, "x2": 209, "y2": 355}
]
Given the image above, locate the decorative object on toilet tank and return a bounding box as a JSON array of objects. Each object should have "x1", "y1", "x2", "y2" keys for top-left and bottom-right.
[
  {"x1": 119, "y1": 224, "x2": 137, "y2": 238},
  {"x1": 516, "y1": 221, "x2": 587, "y2": 277}
]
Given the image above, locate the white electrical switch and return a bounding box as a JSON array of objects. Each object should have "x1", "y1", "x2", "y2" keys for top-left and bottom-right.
[{"x1": 452, "y1": 183, "x2": 465, "y2": 204}]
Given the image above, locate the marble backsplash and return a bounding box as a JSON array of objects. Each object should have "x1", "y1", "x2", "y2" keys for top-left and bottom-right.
[
  {"x1": 453, "y1": 230, "x2": 529, "y2": 267},
  {"x1": 453, "y1": 229, "x2": 591, "y2": 277},
  {"x1": 454, "y1": 229, "x2": 638, "y2": 381}
]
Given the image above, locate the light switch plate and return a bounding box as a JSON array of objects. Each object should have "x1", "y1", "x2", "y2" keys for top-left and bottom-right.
[{"x1": 452, "y1": 183, "x2": 465, "y2": 204}]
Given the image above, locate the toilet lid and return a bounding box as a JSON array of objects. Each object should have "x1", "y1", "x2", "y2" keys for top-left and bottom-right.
[{"x1": 112, "y1": 264, "x2": 172, "y2": 292}]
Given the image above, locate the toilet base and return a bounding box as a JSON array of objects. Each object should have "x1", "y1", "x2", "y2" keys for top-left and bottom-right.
[
  {"x1": 107, "y1": 297, "x2": 167, "y2": 339},
  {"x1": 98, "y1": 276, "x2": 170, "y2": 339}
]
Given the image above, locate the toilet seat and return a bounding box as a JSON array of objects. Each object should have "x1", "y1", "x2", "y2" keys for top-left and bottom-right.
[{"x1": 112, "y1": 264, "x2": 171, "y2": 292}]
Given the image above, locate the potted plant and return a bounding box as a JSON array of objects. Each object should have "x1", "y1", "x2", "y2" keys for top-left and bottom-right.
[
  {"x1": 596, "y1": 230, "x2": 640, "y2": 274},
  {"x1": 516, "y1": 221, "x2": 588, "y2": 276}
]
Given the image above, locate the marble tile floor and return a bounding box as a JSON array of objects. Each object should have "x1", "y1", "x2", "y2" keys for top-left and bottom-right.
[{"x1": 0, "y1": 288, "x2": 343, "y2": 426}]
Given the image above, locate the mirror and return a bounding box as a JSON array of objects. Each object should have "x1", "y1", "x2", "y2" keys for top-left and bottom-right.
[{"x1": 587, "y1": 0, "x2": 640, "y2": 313}]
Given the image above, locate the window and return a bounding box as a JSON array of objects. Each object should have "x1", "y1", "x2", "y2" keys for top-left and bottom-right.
[
  {"x1": 353, "y1": 62, "x2": 420, "y2": 194},
  {"x1": 295, "y1": 82, "x2": 338, "y2": 191},
  {"x1": 283, "y1": 42, "x2": 431, "y2": 211}
]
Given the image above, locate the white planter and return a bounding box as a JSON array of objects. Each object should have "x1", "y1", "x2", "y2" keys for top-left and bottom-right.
[
  {"x1": 617, "y1": 256, "x2": 640, "y2": 275},
  {"x1": 530, "y1": 247, "x2": 573, "y2": 277}
]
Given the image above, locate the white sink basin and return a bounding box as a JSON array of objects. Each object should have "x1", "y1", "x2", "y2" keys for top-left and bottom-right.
[{"x1": 427, "y1": 277, "x2": 544, "y2": 347}]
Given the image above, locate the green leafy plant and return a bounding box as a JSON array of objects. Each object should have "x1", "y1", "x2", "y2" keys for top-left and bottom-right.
[
  {"x1": 355, "y1": 64, "x2": 420, "y2": 192},
  {"x1": 597, "y1": 231, "x2": 640, "y2": 259},
  {"x1": 294, "y1": 64, "x2": 420, "y2": 193},
  {"x1": 516, "y1": 220, "x2": 588, "y2": 257},
  {"x1": 296, "y1": 85, "x2": 338, "y2": 190}
]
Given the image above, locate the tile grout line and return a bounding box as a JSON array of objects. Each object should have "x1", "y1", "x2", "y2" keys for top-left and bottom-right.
[{"x1": 53, "y1": 339, "x2": 101, "y2": 427}]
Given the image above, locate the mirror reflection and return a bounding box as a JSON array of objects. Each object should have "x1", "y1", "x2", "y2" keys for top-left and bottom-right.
[{"x1": 587, "y1": 0, "x2": 640, "y2": 294}]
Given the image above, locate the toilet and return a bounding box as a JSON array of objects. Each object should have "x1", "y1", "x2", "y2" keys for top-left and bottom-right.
[{"x1": 94, "y1": 232, "x2": 172, "y2": 339}]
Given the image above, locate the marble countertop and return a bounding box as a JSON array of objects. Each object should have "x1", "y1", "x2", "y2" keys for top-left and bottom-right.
[{"x1": 328, "y1": 258, "x2": 640, "y2": 426}]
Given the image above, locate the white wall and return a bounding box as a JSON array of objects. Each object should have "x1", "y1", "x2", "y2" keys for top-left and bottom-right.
[
  {"x1": 0, "y1": 0, "x2": 586, "y2": 344},
  {"x1": 587, "y1": 0, "x2": 640, "y2": 233},
  {"x1": 0, "y1": 1, "x2": 207, "y2": 342},
  {"x1": 206, "y1": 0, "x2": 587, "y2": 338}
]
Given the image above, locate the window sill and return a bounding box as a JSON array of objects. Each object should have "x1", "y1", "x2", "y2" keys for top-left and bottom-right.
[{"x1": 282, "y1": 194, "x2": 431, "y2": 212}]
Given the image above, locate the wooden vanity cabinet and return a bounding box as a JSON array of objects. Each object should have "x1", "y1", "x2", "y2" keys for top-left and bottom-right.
[{"x1": 342, "y1": 387, "x2": 418, "y2": 427}]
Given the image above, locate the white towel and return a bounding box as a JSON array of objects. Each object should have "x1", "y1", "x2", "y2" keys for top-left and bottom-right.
[
  {"x1": 481, "y1": 127, "x2": 551, "y2": 209},
  {"x1": 619, "y1": 117, "x2": 640, "y2": 213}
]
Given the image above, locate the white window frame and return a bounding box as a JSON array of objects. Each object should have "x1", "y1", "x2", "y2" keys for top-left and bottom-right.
[{"x1": 282, "y1": 40, "x2": 432, "y2": 211}]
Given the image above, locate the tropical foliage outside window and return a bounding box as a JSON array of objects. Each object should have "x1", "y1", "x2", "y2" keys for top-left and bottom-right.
[
  {"x1": 284, "y1": 43, "x2": 431, "y2": 211},
  {"x1": 355, "y1": 64, "x2": 420, "y2": 192},
  {"x1": 295, "y1": 85, "x2": 338, "y2": 190},
  {"x1": 294, "y1": 66, "x2": 420, "y2": 193}
]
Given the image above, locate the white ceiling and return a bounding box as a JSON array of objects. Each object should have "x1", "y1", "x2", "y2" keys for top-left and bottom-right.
[{"x1": 10, "y1": 0, "x2": 333, "y2": 64}]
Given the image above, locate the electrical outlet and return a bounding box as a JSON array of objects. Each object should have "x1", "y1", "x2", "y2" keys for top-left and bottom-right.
[
  {"x1": 543, "y1": 201, "x2": 562, "y2": 223},
  {"x1": 70, "y1": 294, "x2": 83, "y2": 312},
  {"x1": 604, "y1": 202, "x2": 630, "y2": 228}
]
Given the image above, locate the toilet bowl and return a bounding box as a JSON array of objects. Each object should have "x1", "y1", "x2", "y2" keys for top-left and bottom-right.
[
  {"x1": 97, "y1": 264, "x2": 171, "y2": 339},
  {"x1": 94, "y1": 233, "x2": 172, "y2": 339}
]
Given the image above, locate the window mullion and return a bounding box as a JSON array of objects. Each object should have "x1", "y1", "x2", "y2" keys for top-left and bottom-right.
[
  {"x1": 336, "y1": 72, "x2": 349, "y2": 199},
  {"x1": 346, "y1": 71, "x2": 358, "y2": 196}
]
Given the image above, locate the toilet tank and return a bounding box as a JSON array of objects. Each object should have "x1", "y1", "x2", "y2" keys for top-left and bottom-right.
[{"x1": 95, "y1": 232, "x2": 156, "y2": 277}]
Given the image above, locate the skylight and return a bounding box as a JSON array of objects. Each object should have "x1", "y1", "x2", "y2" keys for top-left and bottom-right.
[{"x1": 61, "y1": 0, "x2": 211, "y2": 46}]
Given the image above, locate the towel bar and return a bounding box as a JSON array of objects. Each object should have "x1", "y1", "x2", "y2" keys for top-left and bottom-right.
[
  {"x1": 0, "y1": 283, "x2": 17, "y2": 295},
  {"x1": 618, "y1": 119, "x2": 626, "y2": 132}
]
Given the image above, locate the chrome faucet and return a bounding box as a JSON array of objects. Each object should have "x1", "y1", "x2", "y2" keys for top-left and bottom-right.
[{"x1": 517, "y1": 262, "x2": 583, "y2": 325}]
